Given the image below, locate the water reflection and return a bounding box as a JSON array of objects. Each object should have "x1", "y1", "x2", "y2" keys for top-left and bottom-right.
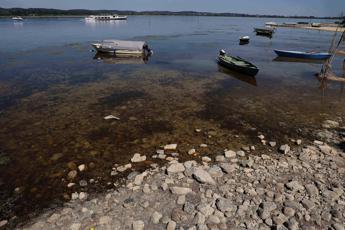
[
  {"x1": 85, "y1": 19, "x2": 127, "y2": 28},
  {"x1": 13, "y1": 21, "x2": 23, "y2": 28},
  {"x1": 218, "y1": 65, "x2": 257, "y2": 86},
  {"x1": 93, "y1": 52, "x2": 150, "y2": 64},
  {"x1": 239, "y1": 40, "x2": 249, "y2": 46},
  {"x1": 273, "y1": 57, "x2": 325, "y2": 64},
  {"x1": 255, "y1": 33, "x2": 273, "y2": 39}
]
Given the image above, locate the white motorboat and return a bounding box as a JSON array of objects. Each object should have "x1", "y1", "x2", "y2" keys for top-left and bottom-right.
[
  {"x1": 265, "y1": 22, "x2": 278, "y2": 27},
  {"x1": 311, "y1": 23, "x2": 321, "y2": 27},
  {"x1": 12, "y1": 16, "x2": 23, "y2": 21},
  {"x1": 239, "y1": 36, "x2": 250, "y2": 42},
  {"x1": 85, "y1": 15, "x2": 127, "y2": 21},
  {"x1": 91, "y1": 40, "x2": 153, "y2": 57}
]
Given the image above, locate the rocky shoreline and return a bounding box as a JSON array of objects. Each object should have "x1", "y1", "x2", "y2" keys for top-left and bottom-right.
[{"x1": 2, "y1": 120, "x2": 345, "y2": 230}]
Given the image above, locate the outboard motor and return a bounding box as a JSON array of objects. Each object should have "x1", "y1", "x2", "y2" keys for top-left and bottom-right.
[
  {"x1": 143, "y1": 44, "x2": 153, "y2": 56},
  {"x1": 219, "y1": 49, "x2": 226, "y2": 56}
]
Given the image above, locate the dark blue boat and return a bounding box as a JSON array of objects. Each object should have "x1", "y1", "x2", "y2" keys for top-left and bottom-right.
[{"x1": 274, "y1": 49, "x2": 331, "y2": 60}]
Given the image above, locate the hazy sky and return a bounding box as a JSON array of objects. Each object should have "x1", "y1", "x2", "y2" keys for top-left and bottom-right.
[{"x1": 0, "y1": 0, "x2": 344, "y2": 17}]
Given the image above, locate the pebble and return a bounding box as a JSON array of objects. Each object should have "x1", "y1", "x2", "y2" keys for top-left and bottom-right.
[
  {"x1": 170, "y1": 187, "x2": 192, "y2": 195},
  {"x1": 99, "y1": 216, "x2": 112, "y2": 225},
  {"x1": 167, "y1": 163, "x2": 186, "y2": 174},
  {"x1": 332, "y1": 223, "x2": 345, "y2": 230},
  {"x1": 134, "y1": 172, "x2": 147, "y2": 185},
  {"x1": 207, "y1": 215, "x2": 220, "y2": 224},
  {"x1": 167, "y1": 220, "x2": 177, "y2": 230},
  {"x1": 283, "y1": 207, "x2": 295, "y2": 217},
  {"x1": 279, "y1": 144, "x2": 290, "y2": 154},
  {"x1": 193, "y1": 168, "x2": 216, "y2": 185},
  {"x1": 202, "y1": 156, "x2": 212, "y2": 162},
  {"x1": 132, "y1": 220, "x2": 145, "y2": 230},
  {"x1": 151, "y1": 211, "x2": 163, "y2": 224},
  {"x1": 164, "y1": 144, "x2": 177, "y2": 150},
  {"x1": 78, "y1": 192, "x2": 88, "y2": 201},
  {"x1": 131, "y1": 153, "x2": 146, "y2": 163},
  {"x1": 258, "y1": 135, "x2": 265, "y2": 140},
  {"x1": 177, "y1": 195, "x2": 186, "y2": 205},
  {"x1": 0, "y1": 220, "x2": 7, "y2": 228},
  {"x1": 77, "y1": 164, "x2": 85, "y2": 172},
  {"x1": 67, "y1": 170, "x2": 77, "y2": 180},
  {"x1": 215, "y1": 155, "x2": 226, "y2": 162},
  {"x1": 237, "y1": 151, "x2": 246, "y2": 157},
  {"x1": 224, "y1": 150, "x2": 236, "y2": 158},
  {"x1": 67, "y1": 183, "x2": 75, "y2": 188},
  {"x1": 71, "y1": 192, "x2": 79, "y2": 200},
  {"x1": 69, "y1": 223, "x2": 81, "y2": 230},
  {"x1": 269, "y1": 141, "x2": 276, "y2": 147},
  {"x1": 104, "y1": 115, "x2": 120, "y2": 120},
  {"x1": 188, "y1": 149, "x2": 196, "y2": 155}
]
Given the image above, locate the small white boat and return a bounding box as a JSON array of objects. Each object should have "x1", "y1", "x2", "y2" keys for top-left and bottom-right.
[
  {"x1": 85, "y1": 15, "x2": 127, "y2": 21},
  {"x1": 311, "y1": 23, "x2": 321, "y2": 27},
  {"x1": 240, "y1": 36, "x2": 250, "y2": 42},
  {"x1": 91, "y1": 40, "x2": 152, "y2": 57},
  {"x1": 265, "y1": 22, "x2": 278, "y2": 27},
  {"x1": 12, "y1": 16, "x2": 23, "y2": 21}
]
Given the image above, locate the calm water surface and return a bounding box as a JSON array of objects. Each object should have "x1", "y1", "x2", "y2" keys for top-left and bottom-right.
[{"x1": 0, "y1": 16, "x2": 344, "y2": 225}]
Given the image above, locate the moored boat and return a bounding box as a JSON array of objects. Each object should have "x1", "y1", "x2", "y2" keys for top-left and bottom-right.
[
  {"x1": 254, "y1": 27, "x2": 274, "y2": 37},
  {"x1": 274, "y1": 49, "x2": 331, "y2": 60},
  {"x1": 217, "y1": 50, "x2": 259, "y2": 76},
  {"x1": 91, "y1": 40, "x2": 152, "y2": 57},
  {"x1": 12, "y1": 16, "x2": 23, "y2": 21},
  {"x1": 239, "y1": 36, "x2": 250, "y2": 42},
  {"x1": 265, "y1": 22, "x2": 278, "y2": 27},
  {"x1": 311, "y1": 23, "x2": 321, "y2": 27}
]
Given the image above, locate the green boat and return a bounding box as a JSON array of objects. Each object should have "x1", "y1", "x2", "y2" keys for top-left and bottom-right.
[{"x1": 217, "y1": 50, "x2": 259, "y2": 76}]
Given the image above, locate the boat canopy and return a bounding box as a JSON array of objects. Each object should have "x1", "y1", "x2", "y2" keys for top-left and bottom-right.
[{"x1": 100, "y1": 40, "x2": 146, "y2": 50}]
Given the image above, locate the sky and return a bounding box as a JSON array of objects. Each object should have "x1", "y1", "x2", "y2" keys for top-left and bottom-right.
[{"x1": 0, "y1": 0, "x2": 344, "y2": 17}]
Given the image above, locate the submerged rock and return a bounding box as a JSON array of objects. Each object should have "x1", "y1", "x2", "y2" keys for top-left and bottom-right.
[{"x1": 164, "y1": 144, "x2": 177, "y2": 150}]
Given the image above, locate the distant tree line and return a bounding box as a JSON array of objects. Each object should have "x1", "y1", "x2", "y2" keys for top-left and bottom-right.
[{"x1": 0, "y1": 7, "x2": 341, "y2": 19}]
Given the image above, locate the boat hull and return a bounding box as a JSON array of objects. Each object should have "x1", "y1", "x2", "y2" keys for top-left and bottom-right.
[
  {"x1": 274, "y1": 49, "x2": 331, "y2": 60},
  {"x1": 92, "y1": 43, "x2": 143, "y2": 57},
  {"x1": 218, "y1": 56, "x2": 259, "y2": 76}
]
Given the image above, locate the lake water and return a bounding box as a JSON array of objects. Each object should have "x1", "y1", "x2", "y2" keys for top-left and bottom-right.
[{"x1": 0, "y1": 16, "x2": 344, "y2": 225}]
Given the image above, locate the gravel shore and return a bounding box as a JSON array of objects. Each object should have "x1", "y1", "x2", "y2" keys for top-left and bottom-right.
[{"x1": 4, "y1": 121, "x2": 345, "y2": 230}]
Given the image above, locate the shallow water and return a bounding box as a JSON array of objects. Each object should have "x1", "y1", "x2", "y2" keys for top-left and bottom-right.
[{"x1": 0, "y1": 16, "x2": 344, "y2": 225}]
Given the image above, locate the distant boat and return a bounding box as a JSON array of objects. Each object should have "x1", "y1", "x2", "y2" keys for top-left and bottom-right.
[
  {"x1": 274, "y1": 49, "x2": 332, "y2": 60},
  {"x1": 254, "y1": 27, "x2": 274, "y2": 37},
  {"x1": 265, "y1": 22, "x2": 278, "y2": 27},
  {"x1": 239, "y1": 36, "x2": 250, "y2": 42},
  {"x1": 311, "y1": 23, "x2": 321, "y2": 27},
  {"x1": 85, "y1": 15, "x2": 127, "y2": 21},
  {"x1": 12, "y1": 16, "x2": 23, "y2": 21},
  {"x1": 91, "y1": 40, "x2": 152, "y2": 57},
  {"x1": 239, "y1": 36, "x2": 250, "y2": 45},
  {"x1": 283, "y1": 22, "x2": 297, "y2": 26},
  {"x1": 218, "y1": 50, "x2": 259, "y2": 76}
]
